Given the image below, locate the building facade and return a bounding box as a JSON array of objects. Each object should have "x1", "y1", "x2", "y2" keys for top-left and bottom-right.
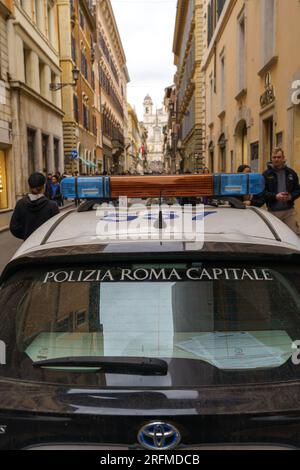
[
  {"x1": 163, "y1": 84, "x2": 181, "y2": 174},
  {"x1": 0, "y1": 0, "x2": 13, "y2": 229},
  {"x1": 202, "y1": 0, "x2": 300, "y2": 183},
  {"x1": 57, "y1": 0, "x2": 99, "y2": 174},
  {"x1": 96, "y1": 0, "x2": 129, "y2": 175},
  {"x1": 172, "y1": 0, "x2": 206, "y2": 173},
  {"x1": 142, "y1": 95, "x2": 168, "y2": 174},
  {"x1": 127, "y1": 104, "x2": 142, "y2": 174},
  {"x1": 5, "y1": 0, "x2": 63, "y2": 225}
]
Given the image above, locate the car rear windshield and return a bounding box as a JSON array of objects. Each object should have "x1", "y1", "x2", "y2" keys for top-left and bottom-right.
[{"x1": 1, "y1": 261, "x2": 300, "y2": 387}]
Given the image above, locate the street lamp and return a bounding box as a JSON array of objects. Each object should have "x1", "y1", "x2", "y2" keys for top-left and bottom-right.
[{"x1": 49, "y1": 67, "x2": 80, "y2": 91}]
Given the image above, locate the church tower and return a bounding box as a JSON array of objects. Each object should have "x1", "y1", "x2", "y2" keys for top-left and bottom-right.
[{"x1": 143, "y1": 94, "x2": 153, "y2": 120}]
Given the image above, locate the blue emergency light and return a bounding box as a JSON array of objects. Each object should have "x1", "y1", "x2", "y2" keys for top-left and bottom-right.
[
  {"x1": 213, "y1": 173, "x2": 264, "y2": 196},
  {"x1": 61, "y1": 174, "x2": 265, "y2": 199},
  {"x1": 61, "y1": 176, "x2": 110, "y2": 199}
]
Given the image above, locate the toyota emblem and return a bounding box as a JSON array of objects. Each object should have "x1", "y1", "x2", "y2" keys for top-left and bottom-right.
[{"x1": 138, "y1": 421, "x2": 181, "y2": 450}]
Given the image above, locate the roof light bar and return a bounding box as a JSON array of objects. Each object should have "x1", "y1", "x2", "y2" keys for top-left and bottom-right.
[{"x1": 61, "y1": 174, "x2": 265, "y2": 200}]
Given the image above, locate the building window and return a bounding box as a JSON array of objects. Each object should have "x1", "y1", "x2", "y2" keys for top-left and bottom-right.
[
  {"x1": 34, "y1": 0, "x2": 39, "y2": 22},
  {"x1": 263, "y1": 116, "x2": 274, "y2": 163},
  {"x1": 42, "y1": 134, "x2": 49, "y2": 173},
  {"x1": 207, "y1": 0, "x2": 214, "y2": 46},
  {"x1": 93, "y1": 115, "x2": 97, "y2": 135},
  {"x1": 217, "y1": 0, "x2": 226, "y2": 19},
  {"x1": 54, "y1": 138, "x2": 60, "y2": 172},
  {"x1": 209, "y1": 73, "x2": 214, "y2": 124},
  {"x1": 73, "y1": 94, "x2": 79, "y2": 122},
  {"x1": 276, "y1": 131, "x2": 283, "y2": 147},
  {"x1": 230, "y1": 150, "x2": 234, "y2": 172},
  {"x1": 218, "y1": 134, "x2": 226, "y2": 172},
  {"x1": 0, "y1": 151, "x2": 8, "y2": 210},
  {"x1": 250, "y1": 142, "x2": 259, "y2": 172},
  {"x1": 47, "y1": 2, "x2": 55, "y2": 45},
  {"x1": 27, "y1": 128, "x2": 36, "y2": 176},
  {"x1": 208, "y1": 142, "x2": 214, "y2": 173},
  {"x1": 24, "y1": 47, "x2": 30, "y2": 86},
  {"x1": 83, "y1": 104, "x2": 89, "y2": 130},
  {"x1": 79, "y1": 8, "x2": 85, "y2": 29},
  {"x1": 71, "y1": 36, "x2": 76, "y2": 64},
  {"x1": 81, "y1": 51, "x2": 88, "y2": 80},
  {"x1": 220, "y1": 54, "x2": 225, "y2": 112},
  {"x1": 39, "y1": 60, "x2": 45, "y2": 97},
  {"x1": 262, "y1": 0, "x2": 275, "y2": 65},
  {"x1": 237, "y1": 10, "x2": 246, "y2": 92}
]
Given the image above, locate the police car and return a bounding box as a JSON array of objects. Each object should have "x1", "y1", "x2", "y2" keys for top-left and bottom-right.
[{"x1": 1, "y1": 173, "x2": 300, "y2": 450}]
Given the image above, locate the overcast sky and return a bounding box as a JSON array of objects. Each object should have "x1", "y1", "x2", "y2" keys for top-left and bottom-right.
[{"x1": 110, "y1": 0, "x2": 177, "y2": 120}]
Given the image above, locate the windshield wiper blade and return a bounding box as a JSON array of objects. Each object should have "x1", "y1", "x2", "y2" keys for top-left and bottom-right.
[{"x1": 32, "y1": 356, "x2": 168, "y2": 376}]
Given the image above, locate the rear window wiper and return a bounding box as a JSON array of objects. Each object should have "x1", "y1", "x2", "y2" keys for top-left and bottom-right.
[{"x1": 32, "y1": 356, "x2": 168, "y2": 376}]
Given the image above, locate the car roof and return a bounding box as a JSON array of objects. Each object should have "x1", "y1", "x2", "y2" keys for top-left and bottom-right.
[{"x1": 11, "y1": 205, "x2": 300, "y2": 261}]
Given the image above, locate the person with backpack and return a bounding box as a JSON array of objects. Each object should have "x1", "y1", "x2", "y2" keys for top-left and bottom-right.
[{"x1": 10, "y1": 172, "x2": 59, "y2": 240}]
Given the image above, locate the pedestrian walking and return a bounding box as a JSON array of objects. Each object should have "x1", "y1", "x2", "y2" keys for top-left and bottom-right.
[
  {"x1": 260, "y1": 147, "x2": 300, "y2": 235},
  {"x1": 55, "y1": 171, "x2": 62, "y2": 182},
  {"x1": 49, "y1": 175, "x2": 63, "y2": 206},
  {"x1": 237, "y1": 164, "x2": 251, "y2": 174},
  {"x1": 10, "y1": 172, "x2": 59, "y2": 241},
  {"x1": 45, "y1": 172, "x2": 53, "y2": 199}
]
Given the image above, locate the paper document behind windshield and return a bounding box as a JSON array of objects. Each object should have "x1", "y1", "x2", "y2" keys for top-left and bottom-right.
[{"x1": 176, "y1": 331, "x2": 292, "y2": 370}]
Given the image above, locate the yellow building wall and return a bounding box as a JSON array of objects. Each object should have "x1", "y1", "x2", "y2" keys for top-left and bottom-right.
[{"x1": 204, "y1": 0, "x2": 300, "y2": 174}]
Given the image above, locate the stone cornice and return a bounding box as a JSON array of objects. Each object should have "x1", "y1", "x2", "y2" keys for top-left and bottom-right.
[
  {"x1": 101, "y1": 0, "x2": 127, "y2": 68},
  {"x1": 173, "y1": 0, "x2": 189, "y2": 57},
  {"x1": 9, "y1": 80, "x2": 65, "y2": 117}
]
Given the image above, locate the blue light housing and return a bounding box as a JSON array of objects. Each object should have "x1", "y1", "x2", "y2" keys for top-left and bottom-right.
[
  {"x1": 214, "y1": 173, "x2": 264, "y2": 196},
  {"x1": 61, "y1": 176, "x2": 110, "y2": 199}
]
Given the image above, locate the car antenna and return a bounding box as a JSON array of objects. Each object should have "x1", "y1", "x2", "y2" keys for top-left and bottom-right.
[
  {"x1": 159, "y1": 190, "x2": 163, "y2": 231},
  {"x1": 159, "y1": 190, "x2": 165, "y2": 246}
]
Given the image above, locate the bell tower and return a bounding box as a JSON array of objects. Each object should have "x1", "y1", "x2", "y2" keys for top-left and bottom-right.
[{"x1": 143, "y1": 94, "x2": 153, "y2": 119}]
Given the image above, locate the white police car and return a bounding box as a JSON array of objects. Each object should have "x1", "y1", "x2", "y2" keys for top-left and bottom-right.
[{"x1": 1, "y1": 174, "x2": 300, "y2": 450}]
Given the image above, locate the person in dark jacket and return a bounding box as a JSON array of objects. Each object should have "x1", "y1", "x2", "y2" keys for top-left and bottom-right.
[
  {"x1": 49, "y1": 175, "x2": 63, "y2": 206},
  {"x1": 257, "y1": 148, "x2": 300, "y2": 235},
  {"x1": 44, "y1": 173, "x2": 52, "y2": 198},
  {"x1": 10, "y1": 172, "x2": 59, "y2": 240}
]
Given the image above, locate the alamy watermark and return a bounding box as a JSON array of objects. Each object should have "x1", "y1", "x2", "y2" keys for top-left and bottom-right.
[
  {"x1": 291, "y1": 341, "x2": 300, "y2": 365},
  {"x1": 95, "y1": 199, "x2": 206, "y2": 244},
  {"x1": 291, "y1": 80, "x2": 300, "y2": 105}
]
